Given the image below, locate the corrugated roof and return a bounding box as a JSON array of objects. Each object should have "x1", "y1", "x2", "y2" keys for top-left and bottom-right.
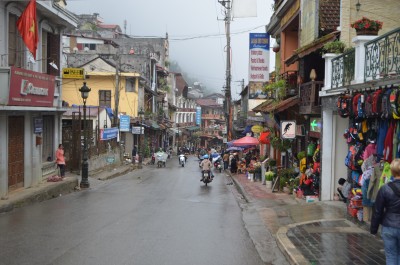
[
  {"x1": 195, "y1": 98, "x2": 221, "y2": 107},
  {"x1": 252, "y1": 97, "x2": 299, "y2": 113}
]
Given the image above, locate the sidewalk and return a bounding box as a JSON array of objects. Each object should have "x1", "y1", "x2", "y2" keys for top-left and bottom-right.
[
  {"x1": 229, "y1": 171, "x2": 386, "y2": 265},
  {"x1": 0, "y1": 161, "x2": 139, "y2": 214}
]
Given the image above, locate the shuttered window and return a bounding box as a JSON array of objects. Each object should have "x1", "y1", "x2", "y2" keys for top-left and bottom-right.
[
  {"x1": 99, "y1": 90, "x2": 111, "y2": 107},
  {"x1": 8, "y1": 14, "x2": 25, "y2": 67}
]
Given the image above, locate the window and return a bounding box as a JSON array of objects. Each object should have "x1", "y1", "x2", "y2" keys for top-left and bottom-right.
[
  {"x1": 99, "y1": 90, "x2": 111, "y2": 107},
  {"x1": 8, "y1": 14, "x2": 26, "y2": 68},
  {"x1": 125, "y1": 78, "x2": 136, "y2": 92},
  {"x1": 84, "y1": 43, "x2": 96, "y2": 50}
]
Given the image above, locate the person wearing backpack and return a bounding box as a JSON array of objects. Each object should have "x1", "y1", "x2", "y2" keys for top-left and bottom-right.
[{"x1": 370, "y1": 159, "x2": 400, "y2": 265}]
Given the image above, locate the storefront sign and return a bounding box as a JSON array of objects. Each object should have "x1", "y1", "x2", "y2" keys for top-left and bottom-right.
[
  {"x1": 131, "y1": 126, "x2": 144, "y2": 135},
  {"x1": 281, "y1": 120, "x2": 296, "y2": 139},
  {"x1": 9, "y1": 66, "x2": 55, "y2": 107},
  {"x1": 119, "y1": 115, "x2": 130, "y2": 132},
  {"x1": 196, "y1": 106, "x2": 202, "y2": 125},
  {"x1": 100, "y1": 127, "x2": 119, "y2": 140},
  {"x1": 249, "y1": 33, "x2": 270, "y2": 82},
  {"x1": 62, "y1": 68, "x2": 85, "y2": 79}
]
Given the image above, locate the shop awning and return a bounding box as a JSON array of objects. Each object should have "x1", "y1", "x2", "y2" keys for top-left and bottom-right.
[
  {"x1": 285, "y1": 31, "x2": 340, "y2": 66},
  {"x1": 253, "y1": 96, "x2": 299, "y2": 114},
  {"x1": 145, "y1": 120, "x2": 160, "y2": 130}
]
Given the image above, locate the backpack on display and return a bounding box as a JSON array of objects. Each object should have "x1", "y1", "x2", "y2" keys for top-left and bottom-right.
[
  {"x1": 337, "y1": 95, "x2": 352, "y2": 118},
  {"x1": 381, "y1": 89, "x2": 392, "y2": 119},
  {"x1": 364, "y1": 92, "x2": 374, "y2": 118},
  {"x1": 372, "y1": 89, "x2": 383, "y2": 118},
  {"x1": 389, "y1": 87, "x2": 400, "y2": 119},
  {"x1": 351, "y1": 93, "x2": 362, "y2": 119},
  {"x1": 344, "y1": 143, "x2": 364, "y2": 171},
  {"x1": 357, "y1": 93, "x2": 366, "y2": 119}
]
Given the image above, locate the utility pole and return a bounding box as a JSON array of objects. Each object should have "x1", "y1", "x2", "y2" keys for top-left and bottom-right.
[
  {"x1": 219, "y1": 0, "x2": 232, "y2": 141},
  {"x1": 114, "y1": 53, "x2": 121, "y2": 127}
]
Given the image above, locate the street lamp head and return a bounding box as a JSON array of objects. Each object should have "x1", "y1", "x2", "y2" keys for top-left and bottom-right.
[
  {"x1": 356, "y1": 0, "x2": 361, "y2": 11},
  {"x1": 79, "y1": 82, "x2": 91, "y2": 100}
]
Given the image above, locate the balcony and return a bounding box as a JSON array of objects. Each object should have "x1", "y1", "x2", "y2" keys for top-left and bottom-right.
[
  {"x1": 299, "y1": 81, "x2": 324, "y2": 114},
  {"x1": 323, "y1": 27, "x2": 400, "y2": 93},
  {"x1": 280, "y1": 71, "x2": 298, "y2": 96}
]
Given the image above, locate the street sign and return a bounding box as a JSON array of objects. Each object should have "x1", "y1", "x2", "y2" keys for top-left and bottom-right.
[
  {"x1": 281, "y1": 120, "x2": 296, "y2": 139},
  {"x1": 62, "y1": 68, "x2": 85, "y2": 79},
  {"x1": 119, "y1": 115, "x2": 130, "y2": 132},
  {"x1": 131, "y1": 126, "x2": 144, "y2": 134}
]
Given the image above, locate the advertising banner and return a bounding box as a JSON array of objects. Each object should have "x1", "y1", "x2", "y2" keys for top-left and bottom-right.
[
  {"x1": 100, "y1": 127, "x2": 119, "y2": 140},
  {"x1": 196, "y1": 106, "x2": 202, "y2": 125},
  {"x1": 119, "y1": 115, "x2": 130, "y2": 132},
  {"x1": 249, "y1": 33, "x2": 270, "y2": 83},
  {"x1": 9, "y1": 66, "x2": 55, "y2": 107}
]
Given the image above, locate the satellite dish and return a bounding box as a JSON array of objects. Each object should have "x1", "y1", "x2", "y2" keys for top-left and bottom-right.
[{"x1": 49, "y1": 61, "x2": 58, "y2": 70}]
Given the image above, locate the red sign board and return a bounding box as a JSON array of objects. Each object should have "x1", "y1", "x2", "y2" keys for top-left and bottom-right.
[{"x1": 9, "y1": 66, "x2": 55, "y2": 107}]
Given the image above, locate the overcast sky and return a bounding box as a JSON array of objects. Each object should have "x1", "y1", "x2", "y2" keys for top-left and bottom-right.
[{"x1": 66, "y1": 0, "x2": 274, "y2": 99}]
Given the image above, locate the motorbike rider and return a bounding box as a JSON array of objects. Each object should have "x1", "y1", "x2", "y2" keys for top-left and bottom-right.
[{"x1": 200, "y1": 154, "x2": 213, "y2": 181}]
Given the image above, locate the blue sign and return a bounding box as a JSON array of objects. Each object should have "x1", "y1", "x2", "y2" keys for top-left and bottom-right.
[
  {"x1": 249, "y1": 33, "x2": 269, "y2": 49},
  {"x1": 119, "y1": 115, "x2": 130, "y2": 132},
  {"x1": 196, "y1": 107, "x2": 202, "y2": 125},
  {"x1": 100, "y1": 127, "x2": 119, "y2": 140}
]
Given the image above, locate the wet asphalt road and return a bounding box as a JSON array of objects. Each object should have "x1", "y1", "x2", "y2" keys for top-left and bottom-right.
[{"x1": 0, "y1": 157, "x2": 265, "y2": 265}]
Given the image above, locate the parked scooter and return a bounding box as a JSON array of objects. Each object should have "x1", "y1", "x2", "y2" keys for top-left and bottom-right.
[
  {"x1": 179, "y1": 154, "x2": 186, "y2": 167},
  {"x1": 201, "y1": 170, "x2": 213, "y2": 186},
  {"x1": 212, "y1": 155, "x2": 222, "y2": 173}
]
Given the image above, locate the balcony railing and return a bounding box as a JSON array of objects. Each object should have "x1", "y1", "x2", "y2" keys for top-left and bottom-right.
[
  {"x1": 299, "y1": 81, "x2": 324, "y2": 114},
  {"x1": 365, "y1": 27, "x2": 400, "y2": 81},
  {"x1": 331, "y1": 48, "x2": 355, "y2": 89},
  {"x1": 326, "y1": 27, "x2": 400, "y2": 91}
]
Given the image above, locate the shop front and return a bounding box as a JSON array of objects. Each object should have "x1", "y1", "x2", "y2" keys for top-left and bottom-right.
[{"x1": 0, "y1": 67, "x2": 63, "y2": 197}]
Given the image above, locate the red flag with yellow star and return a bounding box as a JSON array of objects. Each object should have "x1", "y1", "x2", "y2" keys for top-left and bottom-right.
[{"x1": 17, "y1": 0, "x2": 38, "y2": 59}]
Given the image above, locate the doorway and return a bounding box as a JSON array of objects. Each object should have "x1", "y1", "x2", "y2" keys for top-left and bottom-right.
[{"x1": 8, "y1": 116, "x2": 24, "y2": 190}]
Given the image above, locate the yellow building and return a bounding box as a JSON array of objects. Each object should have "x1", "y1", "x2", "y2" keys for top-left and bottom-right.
[{"x1": 62, "y1": 57, "x2": 140, "y2": 119}]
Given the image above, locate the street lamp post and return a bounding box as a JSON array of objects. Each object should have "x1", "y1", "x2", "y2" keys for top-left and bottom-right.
[
  {"x1": 79, "y1": 82, "x2": 91, "y2": 189},
  {"x1": 138, "y1": 108, "x2": 145, "y2": 167}
]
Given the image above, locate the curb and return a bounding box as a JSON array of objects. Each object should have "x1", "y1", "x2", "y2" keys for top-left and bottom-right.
[
  {"x1": 225, "y1": 169, "x2": 250, "y2": 203},
  {"x1": 0, "y1": 178, "x2": 78, "y2": 214},
  {"x1": 275, "y1": 218, "x2": 364, "y2": 265}
]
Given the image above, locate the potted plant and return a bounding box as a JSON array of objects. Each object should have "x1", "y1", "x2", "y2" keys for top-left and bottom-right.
[
  {"x1": 278, "y1": 168, "x2": 296, "y2": 193},
  {"x1": 322, "y1": 40, "x2": 346, "y2": 54},
  {"x1": 351, "y1": 17, "x2": 383, "y2": 36},
  {"x1": 265, "y1": 171, "x2": 275, "y2": 189},
  {"x1": 264, "y1": 79, "x2": 287, "y2": 100},
  {"x1": 254, "y1": 162, "x2": 262, "y2": 181},
  {"x1": 248, "y1": 168, "x2": 255, "y2": 181}
]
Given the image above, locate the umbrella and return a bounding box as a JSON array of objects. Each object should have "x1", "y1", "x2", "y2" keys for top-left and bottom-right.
[
  {"x1": 226, "y1": 146, "x2": 244, "y2": 151},
  {"x1": 232, "y1": 136, "x2": 260, "y2": 146}
]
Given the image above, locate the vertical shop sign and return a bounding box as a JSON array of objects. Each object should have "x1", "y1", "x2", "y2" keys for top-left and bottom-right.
[{"x1": 249, "y1": 33, "x2": 270, "y2": 83}]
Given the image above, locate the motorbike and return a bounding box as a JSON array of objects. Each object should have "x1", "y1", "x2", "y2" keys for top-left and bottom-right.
[
  {"x1": 179, "y1": 154, "x2": 186, "y2": 167},
  {"x1": 201, "y1": 170, "x2": 213, "y2": 186},
  {"x1": 212, "y1": 155, "x2": 222, "y2": 173}
]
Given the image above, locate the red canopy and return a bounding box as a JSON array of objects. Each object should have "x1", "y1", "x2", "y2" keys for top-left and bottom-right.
[
  {"x1": 233, "y1": 136, "x2": 260, "y2": 146},
  {"x1": 259, "y1": 131, "x2": 270, "y2": 144}
]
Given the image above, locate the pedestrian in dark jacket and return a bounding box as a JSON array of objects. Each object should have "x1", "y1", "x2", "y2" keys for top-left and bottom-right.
[{"x1": 370, "y1": 158, "x2": 400, "y2": 265}]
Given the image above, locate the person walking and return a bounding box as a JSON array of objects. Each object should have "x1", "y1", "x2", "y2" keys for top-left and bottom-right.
[
  {"x1": 370, "y1": 158, "x2": 400, "y2": 265},
  {"x1": 223, "y1": 152, "x2": 229, "y2": 170},
  {"x1": 132, "y1": 145, "x2": 137, "y2": 163},
  {"x1": 55, "y1": 144, "x2": 66, "y2": 178}
]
